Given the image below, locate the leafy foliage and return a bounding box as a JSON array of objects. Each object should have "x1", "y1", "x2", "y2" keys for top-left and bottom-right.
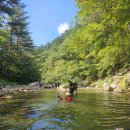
[
  {"x1": 35, "y1": 0, "x2": 130, "y2": 86},
  {"x1": 0, "y1": 0, "x2": 40, "y2": 84},
  {"x1": 1, "y1": 0, "x2": 130, "y2": 86}
]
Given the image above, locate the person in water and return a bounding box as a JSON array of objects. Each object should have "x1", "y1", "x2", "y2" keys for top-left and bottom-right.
[
  {"x1": 57, "y1": 92, "x2": 74, "y2": 102},
  {"x1": 68, "y1": 80, "x2": 75, "y2": 96},
  {"x1": 68, "y1": 79, "x2": 78, "y2": 96}
]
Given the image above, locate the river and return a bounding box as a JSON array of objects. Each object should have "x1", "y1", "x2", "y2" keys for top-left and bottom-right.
[{"x1": 0, "y1": 88, "x2": 130, "y2": 130}]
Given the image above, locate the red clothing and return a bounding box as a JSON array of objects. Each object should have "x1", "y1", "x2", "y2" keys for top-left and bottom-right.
[
  {"x1": 65, "y1": 96, "x2": 74, "y2": 102},
  {"x1": 58, "y1": 96, "x2": 74, "y2": 102}
]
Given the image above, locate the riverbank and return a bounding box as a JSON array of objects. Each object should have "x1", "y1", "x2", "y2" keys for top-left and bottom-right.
[
  {"x1": 1, "y1": 68, "x2": 130, "y2": 97},
  {"x1": 0, "y1": 83, "x2": 44, "y2": 98},
  {"x1": 90, "y1": 68, "x2": 130, "y2": 93}
]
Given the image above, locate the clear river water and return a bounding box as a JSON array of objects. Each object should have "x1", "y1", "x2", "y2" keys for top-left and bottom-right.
[{"x1": 0, "y1": 88, "x2": 130, "y2": 130}]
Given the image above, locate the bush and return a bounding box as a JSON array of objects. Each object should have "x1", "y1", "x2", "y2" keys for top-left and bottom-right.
[
  {"x1": 119, "y1": 75, "x2": 129, "y2": 89},
  {"x1": 0, "y1": 78, "x2": 17, "y2": 87}
]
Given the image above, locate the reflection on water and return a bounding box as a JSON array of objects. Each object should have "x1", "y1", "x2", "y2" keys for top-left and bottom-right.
[{"x1": 0, "y1": 89, "x2": 130, "y2": 130}]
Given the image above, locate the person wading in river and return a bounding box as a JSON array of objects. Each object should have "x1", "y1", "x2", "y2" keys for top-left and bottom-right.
[
  {"x1": 68, "y1": 79, "x2": 78, "y2": 96},
  {"x1": 57, "y1": 92, "x2": 74, "y2": 102}
]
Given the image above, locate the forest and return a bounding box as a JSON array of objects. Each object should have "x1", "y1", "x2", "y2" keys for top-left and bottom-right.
[
  {"x1": 0, "y1": 0, "x2": 40, "y2": 85},
  {"x1": 0, "y1": 0, "x2": 130, "y2": 87}
]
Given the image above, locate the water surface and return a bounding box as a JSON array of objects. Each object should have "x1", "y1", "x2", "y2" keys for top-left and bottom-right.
[{"x1": 0, "y1": 88, "x2": 130, "y2": 130}]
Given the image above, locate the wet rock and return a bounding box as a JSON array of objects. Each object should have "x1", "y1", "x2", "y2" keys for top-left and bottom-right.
[
  {"x1": 28, "y1": 82, "x2": 39, "y2": 86},
  {"x1": 114, "y1": 87, "x2": 127, "y2": 93},
  {"x1": 28, "y1": 82, "x2": 45, "y2": 88},
  {"x1": 7, "y1": 89, "x2": 15, "y2": 94},
  {"x1": 114, "y1": 87, "x2": 121, "y2": 93},
  {"x1": 115, "y1": 128, "x2": 124, "y2": 130},
  {"x1": 111, "y1": 83, "x2": 118, "y2": 89},
  {"x1": 120, "y1": 89, "x2": 128, "y2": 93},
  {"x1": 103, "y1": 82, "x2": 114, "y2": 91},
  {"x1": 23, "y1": 89, "x2": 27, "y2": 92}
]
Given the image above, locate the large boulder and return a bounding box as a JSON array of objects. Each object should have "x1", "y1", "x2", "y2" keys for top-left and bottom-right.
[
  {"x1": 115, "y1": 128, "x2": 124, "y2": 130},
  {"x1": 113, "y1": 87, "x2": 122, "y2": 93},
  {"x1": 103, "y1": 82, "x2": 114, "y2": 91},
  {"x1": 111, "y1": 83, "x2": 118, "y2": 89}
]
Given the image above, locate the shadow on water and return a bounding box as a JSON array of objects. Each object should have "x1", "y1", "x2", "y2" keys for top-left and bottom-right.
[{"x1": 0, "y1": 89, "x2": 130, "y2": 130}]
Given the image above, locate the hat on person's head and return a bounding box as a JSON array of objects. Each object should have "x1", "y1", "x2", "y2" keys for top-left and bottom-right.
[{"x1": 66, "y1": 92, "x2": 70, "y2": 96}]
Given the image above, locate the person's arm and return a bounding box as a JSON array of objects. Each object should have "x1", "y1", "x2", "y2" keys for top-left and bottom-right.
[{"x1": 57, "y1": 95, "x2": 63, "y2": 100}]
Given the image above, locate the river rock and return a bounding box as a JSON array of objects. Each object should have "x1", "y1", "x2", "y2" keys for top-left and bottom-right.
[
  {"x1": 114, "y1": 87, "x2": 121, "y2": 93},
  {"x1": 7, "y1": 89, "x2": 15, "y2": 94},
  {"x1": 128, "y1": 88, "x2": 130, "y2": 92},
  {"x1": 28, "y1": 82, "x2": 39, "y2": 86},
  {"x1": 111, "y1": 83, "x2": 118, "y2": 89},
  {"x1": 114, "y1": 87, "x2": 127, "y2": 93},
  {"x1": 0, "y1": 91, "x2": 5, "y2": 97},
  {"x1": 115, "y1": 128, "x2": 124, "y2": 130},
  {"x1": 23, "y1": 89, "x2": 27, "y2": 92},
  {"x1": 103, "y1": 82, "x2": 114, "y2": 91}
]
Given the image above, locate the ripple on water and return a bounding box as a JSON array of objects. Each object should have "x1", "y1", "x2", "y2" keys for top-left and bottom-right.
[
  {"x1": 25, "y1": 110, "x2": 46, "y2": 119},
  {"x1": 1, "y1": 89, "x2": 130, "y2": 130},
  {"x1": 29, "y1": 120, "x2": 63, "y2": 130}
]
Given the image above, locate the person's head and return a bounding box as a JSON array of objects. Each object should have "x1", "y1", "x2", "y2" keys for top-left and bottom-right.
[
  {"x1": 66, "y1": 92, "x2": 71, "y2": 97},
  {"x1": 68, "y1": 79, "x2": 72, "y2": 83}
]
